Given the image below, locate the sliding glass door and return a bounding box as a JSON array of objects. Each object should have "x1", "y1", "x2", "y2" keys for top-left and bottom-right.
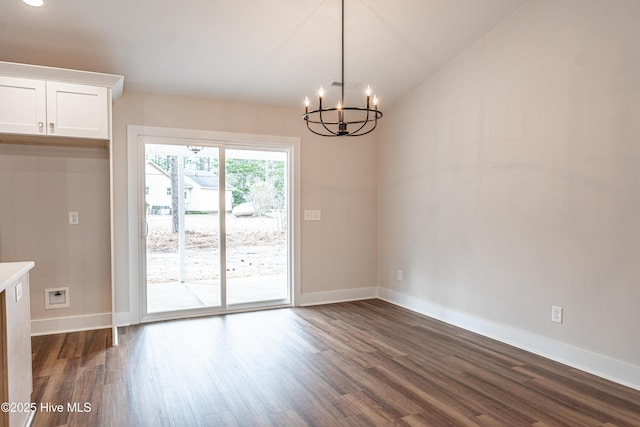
[
  {"x1": 225, "y1": 149, "x2": 289, "y2": 305},
  {"x1": 142, "y1": 140, "x2": 290, "y2": 317},
  {"x1": 144, "y1": 143, "x2": 222, "y2": 313}
]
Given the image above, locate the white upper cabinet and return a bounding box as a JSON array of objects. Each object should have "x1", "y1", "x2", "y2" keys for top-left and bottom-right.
[
  {"x1": 46, "y1": 81, "x2": 108, "y2": 139},
  {"x1": 0, "y1": 76, "x2": 47, "y2": 136},
  {"x1": 0, "y1": 77, "x2": 108, "y2": 140},
  {"x1": 0, "y1": 62, "x2": 123, "y2": 142}
]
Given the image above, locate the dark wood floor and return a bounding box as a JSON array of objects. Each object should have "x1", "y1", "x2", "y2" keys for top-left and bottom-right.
[{"x1": 31, "y1": 299, "x2": 640, "y2": 426}]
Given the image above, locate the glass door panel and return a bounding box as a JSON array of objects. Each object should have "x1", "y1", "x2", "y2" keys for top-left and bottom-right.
[
  {"x1": 225, "y1": 149, "x2": 289, "y2": 305},
  {"x1": 145, "y1": 143, "x2": 221, "y2": 313}
]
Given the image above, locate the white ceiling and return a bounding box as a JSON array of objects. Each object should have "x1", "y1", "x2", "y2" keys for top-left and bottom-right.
[{"x1": 0, "y1": 0, "x2": 526, "y2": 108}]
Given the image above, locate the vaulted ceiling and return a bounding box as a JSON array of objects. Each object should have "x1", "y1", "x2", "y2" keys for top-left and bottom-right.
[{"x1": 0, "y1": 0, "x2": 526, "y2": 107}]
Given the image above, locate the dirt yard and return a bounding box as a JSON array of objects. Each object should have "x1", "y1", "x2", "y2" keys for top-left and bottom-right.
[{"x1": 146, "y1": 213, "x2": 287, "y2": 283}]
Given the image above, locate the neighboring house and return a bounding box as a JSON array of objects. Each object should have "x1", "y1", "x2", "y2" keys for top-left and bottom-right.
[
  {"x1": 145, "y1": 161, "x2": 232, "y2": 214},
  {"x1": 183, "y1": 168, "x2": 233, "y2": 213}
]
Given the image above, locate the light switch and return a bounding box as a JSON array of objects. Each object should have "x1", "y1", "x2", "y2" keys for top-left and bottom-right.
[
  {"x1": 69, "y1": 211, "x2": 79, "y2": 225},
  {"x1": 304, "y1": 210, "x2": 322, "y2": 221}
]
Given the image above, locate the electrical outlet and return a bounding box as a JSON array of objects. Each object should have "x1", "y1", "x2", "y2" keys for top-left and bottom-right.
[
  {"x1": 397, "y1": 270, "x2": 403, "y2": 281},
  {"x1": 551, "y1": 305, "x2": 563, "y2": 323}
]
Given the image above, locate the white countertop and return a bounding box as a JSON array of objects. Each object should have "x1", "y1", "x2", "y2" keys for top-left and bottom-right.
[{"x1": 0, "y1": 262, "x2": 35, "y2": 292}]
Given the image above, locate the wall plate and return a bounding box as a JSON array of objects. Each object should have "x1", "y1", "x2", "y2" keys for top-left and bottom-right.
[
  {"x1": 45, "y1": 287, "x2": 70, "y2": 310},
  {"x1": 551, "y1": 305, "x2": 563, "y2": 323}
]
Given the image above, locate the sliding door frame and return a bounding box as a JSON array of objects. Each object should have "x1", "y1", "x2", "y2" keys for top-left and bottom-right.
[{"x1": 125, "y1": 125, "x2": 300, "y2": 325}]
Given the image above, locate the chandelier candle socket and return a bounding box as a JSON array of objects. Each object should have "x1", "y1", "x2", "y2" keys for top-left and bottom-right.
[{"x1": 302, "y1": 0, "x2": 383, "y2": 137}]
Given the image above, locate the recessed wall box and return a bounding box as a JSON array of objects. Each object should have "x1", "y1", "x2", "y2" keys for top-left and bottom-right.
[{"x1": 45, "y1": 287, "x2": 70, "y2": 310}]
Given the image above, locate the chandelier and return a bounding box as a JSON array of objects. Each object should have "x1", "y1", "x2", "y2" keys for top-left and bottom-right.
[
  {"x1": 187, "y1": 145, "x2": 204, "y2": 154},
  {"x1": 302, "y1": 0, "x2": 383, "y2": 137}
]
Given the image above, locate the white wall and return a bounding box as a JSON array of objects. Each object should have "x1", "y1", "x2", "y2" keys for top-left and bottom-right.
[
  {"x1": 378, "y1": 0, "x2": 640, "y2": 385},
  {"x1": 0, "y1": 144, "x2": 111, "y2": 329},
  {"x1": 112, "y1": 92, "x2": 378, "y2": 319}
]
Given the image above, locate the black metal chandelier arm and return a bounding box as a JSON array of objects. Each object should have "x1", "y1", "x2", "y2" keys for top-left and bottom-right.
[
  {"x1": 348, "y1": 108, "x2": 373, "y2": 135},
  {"x1": 302, "y1": 106, "x2": 382, "y2": 136},
  {"x1": 305, "y1": 118, "x2": 339, "y2": 137},
  {"x1": 348, "y1": 123, "x2": 379, "y2": 137},
  {"x1": 303, "y1": 107, "x2": 383, "y2": 122},
  {"x1": 303, "y1": 121, "x2": 379, "y2": 137},
  {"x1": 317, "y1": 105, "x2": 339, "y2": 136},
  {"x1": 304, "y1": 116, "x2": 378, "y2": 137}
]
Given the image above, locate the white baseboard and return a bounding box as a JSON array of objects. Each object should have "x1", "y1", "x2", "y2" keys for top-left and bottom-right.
[
  {"x1": 31, "y1": 312, "x2": 112, "y2": 336},
  {"x1": 378, "y1": 287, "x2": 640, "y2": 391},
  {"x1": 37, "y1": 288, "x2": 638, "y2": 391},
  {"x1": 296, "y1": 287, "x2": 377, "y2": 306}
]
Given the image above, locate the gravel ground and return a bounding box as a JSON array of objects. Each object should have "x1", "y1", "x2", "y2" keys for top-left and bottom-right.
[{"x1": 146, "y1": 213, "x2": 287, "y2": 284}]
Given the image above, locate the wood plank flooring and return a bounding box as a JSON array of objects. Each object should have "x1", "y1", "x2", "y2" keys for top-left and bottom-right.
[{"x1": 30, "y1": 300, "x2": 640, "y2": 426}]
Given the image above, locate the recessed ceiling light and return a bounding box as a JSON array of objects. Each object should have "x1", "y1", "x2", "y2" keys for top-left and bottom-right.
[{"x1": 22, "y1": 0, "x2": 46, "y2": 7}]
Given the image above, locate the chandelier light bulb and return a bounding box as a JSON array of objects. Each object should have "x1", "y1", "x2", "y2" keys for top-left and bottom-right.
[
  {"x1": 366, "y1": 86, "x2": 372, "y2": 97},
  {"x1": 318, "y1": 86, "x2": 325, "y2": 98},
  {"x1": 373, "y1": 95, "x2": 379, "y2": 106}
]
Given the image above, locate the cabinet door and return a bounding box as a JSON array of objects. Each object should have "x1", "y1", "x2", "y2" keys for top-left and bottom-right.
[
  {"x1": 46, "y1": 81, "x2": 109, "y2": 139},
  {"x1": 0, "y1": 76, "x2": 47, "y2": 136}
]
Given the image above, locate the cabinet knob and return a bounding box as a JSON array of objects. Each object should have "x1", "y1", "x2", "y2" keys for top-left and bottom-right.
[
  {"x1": 38, "y1": 122, "x2": 44, "y2": 128},
  {"x1": 49, "y1": 122, "x2": 55, "y2": 129}
]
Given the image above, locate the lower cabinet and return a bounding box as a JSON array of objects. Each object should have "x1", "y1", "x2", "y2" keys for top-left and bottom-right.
[{"x1": 1, "y1": 269, "x2": 33, "y2": 427}]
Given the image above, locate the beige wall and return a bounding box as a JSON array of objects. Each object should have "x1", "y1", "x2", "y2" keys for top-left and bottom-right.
[
  {"x1": 0, "y1": 144, "x2": 112, "y2": 321},
  {"x1": 112, "y1": 92, "x2": 378, "y2": 316},
  {"x1": 378, "y1": 0, "x2": 640, "y2": 366}
]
